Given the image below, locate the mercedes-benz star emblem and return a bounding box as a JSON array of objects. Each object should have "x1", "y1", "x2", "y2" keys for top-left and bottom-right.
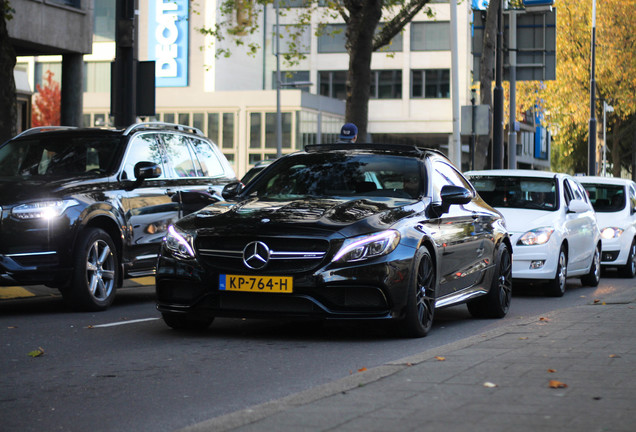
[{"x1": 243, "y1": 241, "x2": 271, "y2": 270}]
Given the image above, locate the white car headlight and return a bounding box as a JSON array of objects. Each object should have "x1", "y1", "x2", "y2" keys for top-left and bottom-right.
[
  {"x1": 333, "y1": 230, "x2": 400, "y2": 263},
  {"x1": 12, "y1": 199, "x2": 79, "y2": 220},
  {"x1": 517, "y1": 227, "x2": 555, "y2": 246},
  {"x1": 601, "y1": 227, "x2": 624, "y2": 239},
  {"x1": 164, "y1": 225, "x2": 195, "y2": 259}
]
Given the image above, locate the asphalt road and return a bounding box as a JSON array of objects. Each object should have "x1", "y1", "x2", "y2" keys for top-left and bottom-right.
[{"x1": 1, "y1": 273, "x2": 633, "y2": 432}]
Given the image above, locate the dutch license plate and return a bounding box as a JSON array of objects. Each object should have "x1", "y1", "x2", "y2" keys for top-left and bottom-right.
[{"x1": 219, "y1": 274, "x2": 293, "y2": 293}]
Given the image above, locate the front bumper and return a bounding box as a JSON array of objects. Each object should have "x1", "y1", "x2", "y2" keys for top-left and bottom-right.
[
  {"x1": 155, "y1": 246, "x2": 414, "y2": 320},
  {"x1": 508, "y1": 233, "x2": 559, "y2": 281}
]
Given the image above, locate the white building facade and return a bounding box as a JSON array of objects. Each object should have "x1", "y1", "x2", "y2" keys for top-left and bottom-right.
[{"x1": 18, "y1": 0, "x2": 475, "y2": 176}]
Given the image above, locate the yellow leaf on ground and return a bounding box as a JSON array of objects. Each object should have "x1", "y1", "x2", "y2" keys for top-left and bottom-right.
[
  {"x1": 357, "y1": 367, "x2": 367, "y2": 372},
  {"x1": 549, "y1": 380, "x2": 567, "y2": 389},
  {"x1": 434, "y1": 356, "x2": 446, "y2": 361}
]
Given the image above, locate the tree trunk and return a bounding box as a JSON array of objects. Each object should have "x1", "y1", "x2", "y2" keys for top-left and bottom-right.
[
  {"x1": 0, "y1": 2, "x2": 18, "y2": 143},
  {"x1": 475, "y1": 0, "x2": 500, "y2": 170},
  {"x1": 345, "y1": 0, "x2": 382, "y2": 143},
  {"x1": 611, "y1": 118, "x2": 621, "y2": 177}
]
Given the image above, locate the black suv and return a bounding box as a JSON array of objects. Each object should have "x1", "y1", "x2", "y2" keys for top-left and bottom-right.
[{"x1": 0, "y1": 123, "x2": 236, "y2": 311}]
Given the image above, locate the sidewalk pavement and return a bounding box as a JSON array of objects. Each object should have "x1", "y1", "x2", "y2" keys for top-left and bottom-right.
[{"x1": 180, "y1": 288, "x2": 636, "y2": 432}]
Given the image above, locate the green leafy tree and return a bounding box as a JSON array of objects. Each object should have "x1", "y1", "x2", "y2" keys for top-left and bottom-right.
[
  {"x1": 515, "y1": 0, "x2": 636, "y2": 176},
  {"x1": 32, "y1": 70, "x2": 61, "y2": 127},
  {"x1": 199, "y1": 0, "x2": 437, "y2": 142}
]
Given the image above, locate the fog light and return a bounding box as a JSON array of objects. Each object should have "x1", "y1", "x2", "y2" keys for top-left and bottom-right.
[{"x1": 530, "y1": 260, "x2": 545, "y2": 269}]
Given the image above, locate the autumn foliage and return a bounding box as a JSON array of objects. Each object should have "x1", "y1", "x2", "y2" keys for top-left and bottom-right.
[{"x1": 32, "y1": 70, "x2": 61, "y2": 127}]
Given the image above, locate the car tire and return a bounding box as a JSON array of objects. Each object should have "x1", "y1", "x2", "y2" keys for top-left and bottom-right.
[
  {"x1": 162, "y1": 313, "x2": 214, "y2": 331},
  {"x1": 620, "y1": 240, "x2": 636, "y2": 278},
  {"x1": 397, "y1": 247, "x2": 436, "y2": 338},
  {"x1": 63, "y1": 228, "x2": 118, "y2": 311},
  {"x1": 581, "y1": 244, "x2": 601, "y2": 287},
  {"x1": 467, "y1": 243, "x2": 512, "y2": 319},
  {"x1": 545, "y1": 245, "x2": 567, "y2": 297}
]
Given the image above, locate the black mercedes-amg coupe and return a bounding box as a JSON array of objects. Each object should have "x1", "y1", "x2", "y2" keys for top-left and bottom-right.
[{"x1": 156, "y1": 144, "x2": 512, "y2": 337}]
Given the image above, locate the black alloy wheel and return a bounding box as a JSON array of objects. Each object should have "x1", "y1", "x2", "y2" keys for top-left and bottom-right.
[
  {"x1": 398, "y1": 247, "x2": 436, "y2": 338},
  {"x1": 467, "y1": 243, "x2": 512, "y2": 318}
]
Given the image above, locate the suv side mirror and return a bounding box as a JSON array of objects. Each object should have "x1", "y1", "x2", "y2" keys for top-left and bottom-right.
[
  {"x1": 222, "y1": 181, "x2": 244, "y2": 200},
  {"x1": 134, "y1": 161, "x2": 162, "y2": 180}
]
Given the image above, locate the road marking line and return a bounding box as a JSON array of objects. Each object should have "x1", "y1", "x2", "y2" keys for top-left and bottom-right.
[{"x1": 92, "y1": 318, "x2": 159, "y2": 328}]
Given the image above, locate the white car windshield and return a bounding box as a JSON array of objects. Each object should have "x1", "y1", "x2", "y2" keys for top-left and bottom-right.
[{"x1": 470, "y1": 176, "x2": 558, "y2": 211}]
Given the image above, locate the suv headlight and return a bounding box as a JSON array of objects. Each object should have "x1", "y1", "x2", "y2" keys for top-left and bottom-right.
[
  {"x1": 164, "y1": 225, "x2": 195, "y2": 259},
  {"x1": 333, "y1": 230, "x2": 400, "y2": 263},
  {"x1": 601, "y1": 227, "x2": 624, "y2": 239},
  {"x1": 12, "y1": 199, "x2": 79, "y2": 220},
  {"x1": 517, "y1": 227, "x2": 554, "y2": 246}
]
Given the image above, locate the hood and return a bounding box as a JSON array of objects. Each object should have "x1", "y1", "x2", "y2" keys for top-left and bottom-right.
[
  {"x1": 0, "y1": 177, "x2": 106, "y2": 205},
  {"x1": 177, "y1": 196, "x2": 425, "y2": 237},
  {"x1": 494, "y1": 207, "x2": 558, "y2": 233},
  {"x1": 594, "y1": 210, "x2": 629, "y2": 229}
]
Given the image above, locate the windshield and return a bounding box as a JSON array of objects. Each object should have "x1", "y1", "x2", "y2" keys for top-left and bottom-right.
[
  {"x1": 244, "y1": 152, "x2": 423, "y2": 200},
  {"x1": 581, "y1": 183, "x2": 625, "y2": 212},
  {"x1": 0, "y1": 134, "x2": 122, "y2": 179},
  {"x1": 470, "y1": 176, "x2": 558, "y2": 211}
]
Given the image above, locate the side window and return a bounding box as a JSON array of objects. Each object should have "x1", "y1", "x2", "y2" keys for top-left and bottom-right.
[
  {"x1": 630, "y1": 184, "x2": 636, "y2": 210},
  {"x1": 563, "y1": 179, "x2": 575, "y2": 205},
  {"x1": 431, "y1": 160, "x2": 472, "y2": 201},
  {"x1": 162, "y1": 134, "x2": 197, "y2": 178},
  {"x1": 190, "y1": 138, "x2": 226, "y2": 177},
  {"x1": 122, "y1": 133, "x2": 166, "y2": 180}
]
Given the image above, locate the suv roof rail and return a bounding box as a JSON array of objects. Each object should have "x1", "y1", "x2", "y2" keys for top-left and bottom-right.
[
  {"x1": 123, "y1": 122, "x2": 205, "y2": 137},
  {"x1": 305, "y1": 143, "x2": 426, "y2": 156},
  {"x1": 13, "y1": 126, "x2": 78, "y2": 139}
]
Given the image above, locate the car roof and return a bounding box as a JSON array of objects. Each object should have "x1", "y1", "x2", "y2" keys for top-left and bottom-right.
[
  {"x1": 465, "y1": 169, "x2": 563, "y2": 179},
  {"x1": 11, "y1": 122, "x2": 207, "y2": 141},
  {"x1": 304, "y1": 143, "x2": 441, "y2": 159},
  {"x1": 577, "y1": 176, "x2": 635, "y2": 186}
]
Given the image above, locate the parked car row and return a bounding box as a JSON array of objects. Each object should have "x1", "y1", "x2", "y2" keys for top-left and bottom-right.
[{"x1": 3, "y1": 125, "x2": 634, "y2": 338}]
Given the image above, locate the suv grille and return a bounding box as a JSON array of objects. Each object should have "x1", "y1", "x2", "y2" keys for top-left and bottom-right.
[{"x1": 196, "y1": 236, "x2": 331, "y2": 274}]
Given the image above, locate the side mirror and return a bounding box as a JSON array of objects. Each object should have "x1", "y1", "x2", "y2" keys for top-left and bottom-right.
[
  {"x1": 567, "y1": 198, "x2": 590, "y2": 214},
  {"x1": 431, "y1": 185, "x2": 472, "y2": 216},
  {"x1": 134, "y1": 161, "x2": 162, "y2": 180},
  {"x1": 222, "y1": 181, "x2": 244, "y2": 200},
  {"x1": 440, "y1": 185, "x2": 473, "y2": 205}
]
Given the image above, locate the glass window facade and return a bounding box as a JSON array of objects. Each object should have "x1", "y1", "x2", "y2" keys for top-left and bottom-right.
[
  {"x1": 410, "y1": 22, "x2": 451, "y2": 51},
  {"x1": 411, "y1": 69, "x2": 450, "y2": 98}
]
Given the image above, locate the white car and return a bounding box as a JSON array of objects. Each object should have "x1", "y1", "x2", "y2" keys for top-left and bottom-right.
[
  {"x1": 578, "y1": 176, "x2": 636, "y2": 277},
  {"x1": 465, "y1": 169, "x2": 601, "y2": 296}
]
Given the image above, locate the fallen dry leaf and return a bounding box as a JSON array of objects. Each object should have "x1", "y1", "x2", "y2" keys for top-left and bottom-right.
[
  {"x1": 593, "y1": 299, "x2": 601, "y2": 304},
  {"x1": 547, "y1": 369, "x2": 557, "y2": 373},
  {"x1": 483, "y1": 382, "x2": 497, "y2": 388},
  {"x1": 434, "y1": 356, "x2": 446, "y2": 361},
  {"x1": 357, "y1": 367, "x2": 367, "y2": 373},
  {"x1": 28, "y1": 347, "x2": 45, "y2": 358},
  {"x1": 8, "y1": 326, "x2": 17, "y2": 329},
  {"x1": 609, "y1": 354, "x2": 621, "y2": 358},
  {"x1": 539, "y1": 317, "x2": 550, "y2": 322},
  {"x1": 549, "y1": 380, "x2": 567, "y2": 389},
  {"x1": 519, "y1": 337, "x2": 528, "y2": 340}
]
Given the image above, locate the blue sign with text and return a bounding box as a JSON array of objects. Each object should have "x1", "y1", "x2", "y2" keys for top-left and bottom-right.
[{"x1": 148, "y1": 0, "x2": 189, "y2": 87}]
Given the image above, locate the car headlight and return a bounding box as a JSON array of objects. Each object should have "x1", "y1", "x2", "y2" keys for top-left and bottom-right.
[
  {"x1": 333, "y1": 230, "x2": 400, "y2": 263},
  {"x1": 601, "y1": 227, "x2": 624, "y2": 239},
  {"x1": 517, "y1": 227, "x2": 555, "y2": 246},
  {"x1": 164, "y1": 225, "x2": 195, "y2": 259},
  {"x1": 12, "y1": 199, "x2": 79, "y2": 220}
]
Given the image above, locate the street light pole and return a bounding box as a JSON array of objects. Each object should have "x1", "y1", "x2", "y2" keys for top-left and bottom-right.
[
  {"x1": 492, "y1": 0, "x2": 505, "y2": 169},
  {"x1": 275, "y1": 0, "x2": 282, "y2": 158},
  {"x1": 587, "y1": 0, "x2": 597, "y2": 175}
]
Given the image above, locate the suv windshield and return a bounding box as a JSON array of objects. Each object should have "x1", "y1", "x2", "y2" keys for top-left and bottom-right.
[
  {"x1": 0, "y1": 135, "x2": 122, "y2": 179},
  {"x1": 470, "y1": 176, "x2": 558, "y2": 211},
  {"x1": 581, "y1": 183, "x2": 625, "y2": 212},
  {"x1": 245, "y1": 153, "x2": 423, "y2": 200}
]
